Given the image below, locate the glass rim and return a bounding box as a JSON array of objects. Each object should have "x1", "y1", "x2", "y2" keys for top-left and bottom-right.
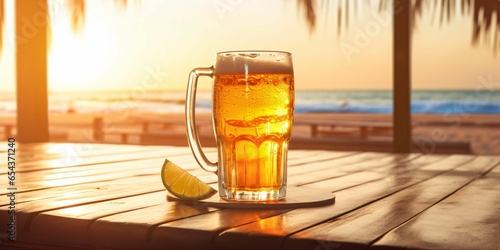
[{"x1": 217, "y1": 50, "x2": 291, "y2": 56}]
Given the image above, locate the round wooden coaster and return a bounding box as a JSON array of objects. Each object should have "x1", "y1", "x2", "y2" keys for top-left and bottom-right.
[{"x1": 167, "y1": 187, "x2": 335, "y2": 209}]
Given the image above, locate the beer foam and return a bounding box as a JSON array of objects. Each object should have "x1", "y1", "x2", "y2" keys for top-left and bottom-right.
[{"x1": 215, "y1": 51, "x2": 293, "y2": 75}]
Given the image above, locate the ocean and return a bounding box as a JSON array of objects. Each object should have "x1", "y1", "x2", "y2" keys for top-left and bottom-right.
[{"x1": 0, "y1": 90, "x2": 499, "y2": 115}]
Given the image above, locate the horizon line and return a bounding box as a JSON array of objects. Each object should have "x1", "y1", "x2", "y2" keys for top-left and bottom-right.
[{"x1": 0, "y1": 88, "x2": 494, "y2": 93}]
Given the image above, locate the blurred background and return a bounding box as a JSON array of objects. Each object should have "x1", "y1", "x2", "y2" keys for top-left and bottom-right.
[{"x1": 0, "y1": 0, "x2": 499, "y2": 154}]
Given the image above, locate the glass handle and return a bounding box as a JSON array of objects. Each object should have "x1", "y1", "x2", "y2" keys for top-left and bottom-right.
[{"x1": 186, "y1": 67, "x2": 218, "y2": 173}]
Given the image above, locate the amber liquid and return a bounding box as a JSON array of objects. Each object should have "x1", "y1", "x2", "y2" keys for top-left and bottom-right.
[{"x1": 213, "y1": 73, "x2": 294, "y2": 200}]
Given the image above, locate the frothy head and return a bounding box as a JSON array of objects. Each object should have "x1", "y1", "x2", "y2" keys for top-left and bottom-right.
[{"x1": 214, "y1": 51, "x2": 293, "y2": 75}]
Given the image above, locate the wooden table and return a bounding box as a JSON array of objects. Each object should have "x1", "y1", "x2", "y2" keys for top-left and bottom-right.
[{"x1": 1, "y1": 142, "x2": 499, "y2": 250}]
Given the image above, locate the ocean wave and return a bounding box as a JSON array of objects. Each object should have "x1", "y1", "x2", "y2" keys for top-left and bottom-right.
[
  {"x1": 295, "y1": 100, "x2": 500, "y2": 114},
  {"x1": 0, "y1": 90, "x2": 498, "y2": 115}
]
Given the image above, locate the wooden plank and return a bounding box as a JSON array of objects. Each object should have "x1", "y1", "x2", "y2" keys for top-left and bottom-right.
[
  {"x1": 4, "y1": 146, "x2": 193, "y2": 173},
  {"x1": 284, "y1": 156, "x2": 500, "y2": 250},
  {"x1": 150, "y1": 208, "x2": 291, "y2": 250},
  {"x1": 0, "y1": 174, "x2": 165, "y2": 236},
  {"x1": 2, "y1": 143, "x2": 105, "y2": 162},
  {"x1": 372, "y1": 159, "x2": 500, "y2": 250},
  {"x1": 0, "y1": 148, "x2": 205, "y2": 195},
  {"x1": 288, "y1": 152, "x2": 391, "y2": 177},
  {"x1": 491, "y1": 163, "x2": 500, "y2": 174},
  {"x1": 27, "y1": 191, "x2": 168, "y2": 247},
  {"x1": 287, "y1": 151, "x2": 361, "y2": 166},
  {"x1": 0, "y1": 167, "x2": 215, "y2": 208},
  {"x1": 213, "y1": 155, "x2": 474, "y2": 250},
  {"x1": 0, "y1": 150, "x2": 217, "y2": 199},
  {"x1": 87, "y1": 201, "x2": 218, "y2": 249},
  {"x1": 0, "y1": 149, "x2": 168, "y2": 181},
  {"x1": 290, "y1": 154, "x2": 422, "y2": 186},
  {"x1": 299, "y1": 154, "x2": 448, "y2": 190},
  {"x1": 0, "y1": 143, "x2": 180, "y2": 172},
  {"x1": 0, "y1": 157, "x2": 177, "y2": 194},
  {"x1": 0, "y1": 241, "x2": 87, "y2": 250}
]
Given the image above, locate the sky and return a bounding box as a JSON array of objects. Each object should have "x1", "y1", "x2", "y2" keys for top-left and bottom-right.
[{"x1": 0, "y1": 0, "x2": 499, "y2": 92}]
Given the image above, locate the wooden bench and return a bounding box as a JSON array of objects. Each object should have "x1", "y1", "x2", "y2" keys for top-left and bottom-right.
[
  {"x1": 95, "y1": 117, "x2": 213, "y2": 144},
  {"x1": 103, "y1": 130, "x2": 470, "y2": 154},
  {"x1": 1, "y1": 121, "x2": 68, "y2": 141},
  {"x1": 290, "y1": 136, "x2": 472, "y2": 154},
  {"x1": 139, "y1": 131, "x2": 216, "y2": 147},
  {"x1": 95, "y1": 117, "x2": 470, "y2": 154},
  {"x1": 294, "y1": 120, "x2": 416, "y2": 139},
  {"x1": 100, "y1": 130, "x2": 143, "y2": 144},
  {"x1": 0, "y1": 122, "x2": 14, "y2": 140},
  {"x1": 131, "y1": 116, "x2": 212, "y2": 132},
  {"x1": 100, "y1": 129, "x2": 216, "y2": 147}
]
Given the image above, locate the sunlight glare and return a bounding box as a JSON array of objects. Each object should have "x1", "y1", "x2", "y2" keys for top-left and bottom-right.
[
  {"x1": 57, "y1": 205, "x2": 87, "y2": 216},
  {"x1": 49, "y1": 17, "x2": 117, "y2": 91},
  {"x1": 42, "y1": 174, "x2": 88, "y2": 187}
]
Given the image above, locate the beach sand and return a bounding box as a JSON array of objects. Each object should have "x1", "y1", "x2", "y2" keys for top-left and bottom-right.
[{"x1": 1, "y1": 113, "x2": 499, "y2": 155}]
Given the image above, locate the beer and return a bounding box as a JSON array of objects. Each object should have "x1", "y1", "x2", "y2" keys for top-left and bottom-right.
[
  {"x1": 214, "y1": 73, "x2": 294, "y2": 200},
  {"x1": 186, "y1": 51, "x2": 294, "y2": 201}
]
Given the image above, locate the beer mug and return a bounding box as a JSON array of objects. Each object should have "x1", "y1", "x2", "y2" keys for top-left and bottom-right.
[{"x1": 186, "y1": 51, "x2": 294, "y2": 201}]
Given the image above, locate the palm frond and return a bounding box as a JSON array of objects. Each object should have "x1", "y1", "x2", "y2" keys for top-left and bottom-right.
[
  {"x1": 472, "y1": 0, "x2": 500, "y2": 50},
  {"x1": 297, "y1": 0, "x2": 500, "y2": 53},
  {"x1": 336, "y1": 0, "x2": 341, "y2": 35},
  {"x1": 67, "y1": 0, "x2": 85, "y2": 31},
  {"x1": 65, "y1": 0, "x2": 132, "y2": 31},
  {"x1": 114, "y1": 0, "x2": 128, "y2": 10},
  {"x1": 412, "y1": 0, "x2": 424, "y2": 30},
  {"x1": 297, "y1": 0, "x2": 317, "y2": 32}
]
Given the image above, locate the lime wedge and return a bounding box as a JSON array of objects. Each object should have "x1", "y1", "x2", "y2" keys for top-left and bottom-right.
[{"x1": 161, "y1": 159, "x2": 217, "y2": 200}]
